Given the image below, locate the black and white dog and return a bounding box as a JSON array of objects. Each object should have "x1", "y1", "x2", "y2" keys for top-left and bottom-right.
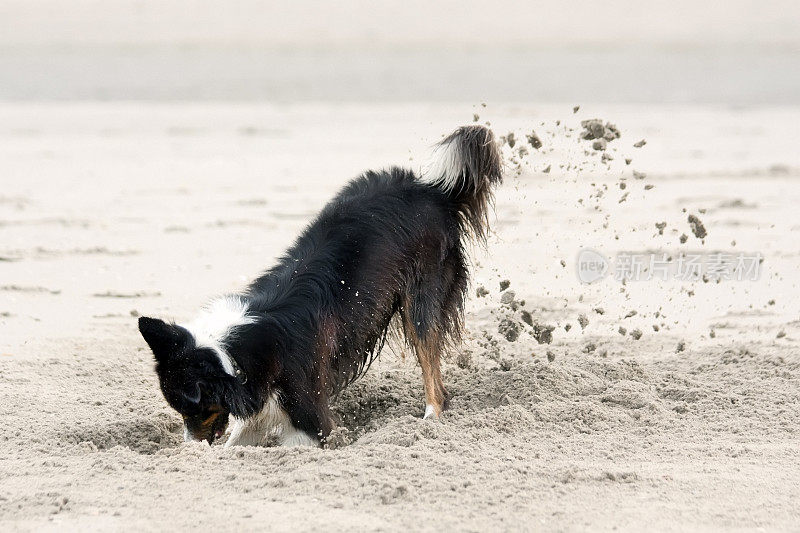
[{"x1": 138, "y1": 125, "x2": 502, "y2": 447}]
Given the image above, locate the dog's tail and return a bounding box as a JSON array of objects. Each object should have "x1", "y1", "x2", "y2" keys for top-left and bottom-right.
[{"x1": 419, "y1": 125, "x2": 502, "y2": 240}]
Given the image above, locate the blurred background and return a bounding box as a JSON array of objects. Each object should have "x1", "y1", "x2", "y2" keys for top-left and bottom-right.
[{"x1": 1, "y1": 0, "x2": 799, "y2": 104}]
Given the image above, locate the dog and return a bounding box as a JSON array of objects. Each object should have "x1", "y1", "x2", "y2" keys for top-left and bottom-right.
[{"x1": 138, "y1": 125, "x2": 502, "y2": 447}]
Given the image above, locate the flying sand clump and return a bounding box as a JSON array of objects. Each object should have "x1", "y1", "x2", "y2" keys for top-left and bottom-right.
[
  {"x1": 526, "y1": 130, "x2": 543, "y2": 150},
  {"x1": 498, "y1": 318, "x2": 520, "y2": 342},
  {"x1": 580, "y1": 119, "x2": 621, "y2": 151},
  {"x1": 688, "y1": 214, "x2": 707, "y2": 239}
]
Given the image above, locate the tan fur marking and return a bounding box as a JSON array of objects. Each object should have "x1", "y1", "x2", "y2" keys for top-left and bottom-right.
[{"x1": 402, "y1": 314, "x2": 447, "y2": 416}]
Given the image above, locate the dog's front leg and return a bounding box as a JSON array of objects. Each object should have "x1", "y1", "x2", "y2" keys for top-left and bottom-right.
[
  {"x1": 224, "y1": 418, "x2": 263, "y2": 447},
  {"x1": 277, "y1": 425, "x2": 320, "y2": 447}
]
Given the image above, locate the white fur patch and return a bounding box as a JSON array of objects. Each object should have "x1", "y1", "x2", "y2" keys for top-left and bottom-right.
[
  {"x1": 279, "y1": 426, "x2": 320, "y2": 447},
  {"x1": 224, "y1": 391, "x2": 319, "y2": 448},
  {"x1": 184, "y1": 295, "x2": 255, "y2": 376},
  {"x1": 419, "y1": 139, "x2": 463, "y2": 193},
  {"x1": 423, "y1": 404, "x2": 438, "y2": 420}
]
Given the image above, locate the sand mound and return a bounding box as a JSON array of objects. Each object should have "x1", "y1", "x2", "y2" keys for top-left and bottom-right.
[
  {"x1": 332, "y1": 356, "x2": 676, "y2": 447},
  {"x1": 61, "y1": 414, "x2": 183, "y2": 454}
]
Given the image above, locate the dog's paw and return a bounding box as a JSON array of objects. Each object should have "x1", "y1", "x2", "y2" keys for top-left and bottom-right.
[{"x1": 423, "y1": 404, "x2": 439, "y2": 420}]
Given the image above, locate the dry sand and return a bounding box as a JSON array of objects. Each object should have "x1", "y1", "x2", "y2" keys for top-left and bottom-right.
[{"x1": 1, "y1": 102, "x2": 799, "y2": 531}]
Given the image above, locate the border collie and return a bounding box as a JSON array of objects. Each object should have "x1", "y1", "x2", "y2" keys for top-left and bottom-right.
[{"x1": 138, "y1": 125, "x2": 502, "y2": 447}]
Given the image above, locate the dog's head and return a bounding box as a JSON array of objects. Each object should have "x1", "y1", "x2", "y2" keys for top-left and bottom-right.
[{"x1": 138, "y1": 316, "x2": 233, "y2": 443}]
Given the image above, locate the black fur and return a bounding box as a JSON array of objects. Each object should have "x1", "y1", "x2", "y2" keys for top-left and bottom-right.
[{"x1": 139, "y1": 125, "x2": 502, "y2": 445}]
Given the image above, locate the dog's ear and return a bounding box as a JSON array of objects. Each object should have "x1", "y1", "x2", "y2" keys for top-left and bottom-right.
[
  {"x1": 138, "y1": 317, "x2": 183, "y2": 361},
  {"x1": 182, "y1": 382, "x2": 202, "y2": 406}
]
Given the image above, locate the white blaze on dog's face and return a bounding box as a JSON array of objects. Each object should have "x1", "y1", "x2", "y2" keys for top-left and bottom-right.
[{"x1": 137, "y1": 316, "x2": 232, "y2": 443}]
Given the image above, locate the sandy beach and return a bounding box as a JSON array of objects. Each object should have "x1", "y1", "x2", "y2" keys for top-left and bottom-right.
[{"x1": 0, "y1": 101, "x2": 798, "y2": 530}]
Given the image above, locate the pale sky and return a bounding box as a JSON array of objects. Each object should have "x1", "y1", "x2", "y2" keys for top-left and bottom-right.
[{"x1": 1, "y1": 0, "x2": 798, "y2": 47}]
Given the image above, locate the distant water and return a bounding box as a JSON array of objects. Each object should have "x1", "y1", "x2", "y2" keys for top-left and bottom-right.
[{"x1": 1, "y1": 45, "x2": 798, "y2": 104}]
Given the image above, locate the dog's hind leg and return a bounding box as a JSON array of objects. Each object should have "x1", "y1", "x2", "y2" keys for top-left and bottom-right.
[
  {"x1": 402, "y1": 308, "x2": 446, "y2": 418},
  {"x1": 402, "y1": 244, "x2": 468, "y2": 419},
  {"x1": 414, "y1": 334, "x2": 448, "y2": 419},
  {"x1": 401, "y1": 286, "x2": 452, "y2": 419}
]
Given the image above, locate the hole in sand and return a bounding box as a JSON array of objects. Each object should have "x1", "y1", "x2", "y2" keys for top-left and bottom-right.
[
  {"x1": 331, "y1": 371, "x2": 423, "y2": 435},
  {"x1": 61, "y1": 416, "x2": 183, "y2": 454}
]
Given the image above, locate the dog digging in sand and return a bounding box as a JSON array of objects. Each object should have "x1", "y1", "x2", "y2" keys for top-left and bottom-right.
[{"x1": 138, "y1": 125, "x2": 502, "y2": 447}]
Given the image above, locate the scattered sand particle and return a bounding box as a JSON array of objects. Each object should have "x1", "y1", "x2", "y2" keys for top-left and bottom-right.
[
  {"x1": 500, "y1": 291, "x2": 516, "y2": 305},
  {"x1": 324, "y1": 427, "x2": 353, "y2": 450},
  {"x1": 532, "y1": 324, "x2": 555, "y2": 345},
  {"x1": 526, "y1": 130, "x2": 542, "y2": 150},
  {"x1": 456, "y1": 349, "x2": 472, "y2": 369},
  {"x1": 504, "y1": 132, "x2": 516, "y2": 148},
  {"x1": 688, "y1": 214, "x2": 707, "y2": 239},
  {"x1": 498, "y1": 319, "x2": 520, "y2": 342}
]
